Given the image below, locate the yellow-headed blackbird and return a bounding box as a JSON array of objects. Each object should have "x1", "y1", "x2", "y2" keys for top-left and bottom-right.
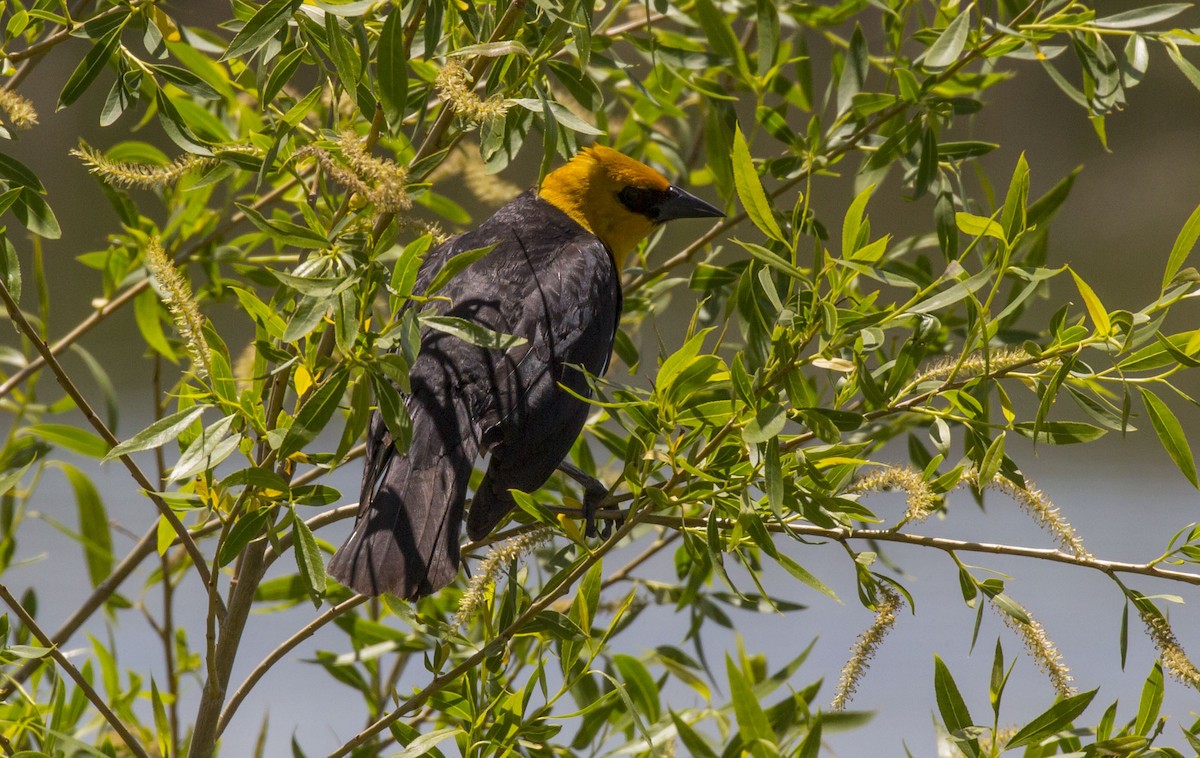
[{"x1": 328, "y1": 146, "x2": 723, "y2": 598}]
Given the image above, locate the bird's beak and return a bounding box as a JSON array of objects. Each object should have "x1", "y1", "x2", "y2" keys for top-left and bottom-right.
[{"x1": 657, "y1": 185, "x2": 725, "y2": 221}]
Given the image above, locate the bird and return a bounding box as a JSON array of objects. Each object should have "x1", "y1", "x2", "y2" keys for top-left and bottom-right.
[{"x1": 327, "y1": 145, "x2": 724, "y2": 599}]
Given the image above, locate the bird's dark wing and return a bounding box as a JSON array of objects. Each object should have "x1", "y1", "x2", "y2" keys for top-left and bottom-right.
[{"x1": 465, "y1": 233, "x2": 620, "y2": 540}]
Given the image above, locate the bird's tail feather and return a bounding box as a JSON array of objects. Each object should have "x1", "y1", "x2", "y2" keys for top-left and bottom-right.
[{"x1": 328, "y1": 395, "x2": 477, "y2": 599}]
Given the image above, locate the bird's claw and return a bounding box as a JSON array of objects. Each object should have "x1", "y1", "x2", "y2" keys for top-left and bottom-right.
[{"x1": 581, "y1": 482, "x2": 623, "y2": 539}]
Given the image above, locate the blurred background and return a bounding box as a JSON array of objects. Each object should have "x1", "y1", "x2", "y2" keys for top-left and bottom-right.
[{"x1": 4, "y1": 0, "x2": 1200, "y2": 754}]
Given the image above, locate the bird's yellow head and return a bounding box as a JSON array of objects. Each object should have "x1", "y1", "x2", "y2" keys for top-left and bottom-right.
[{"x1": 539, "y1": 146, "x2": 724, "y2": 268}]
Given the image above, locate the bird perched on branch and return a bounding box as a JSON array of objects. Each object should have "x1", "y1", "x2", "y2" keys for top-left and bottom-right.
[{"x1": 328, "y1": 145, "x2": 724, "y2": 599}]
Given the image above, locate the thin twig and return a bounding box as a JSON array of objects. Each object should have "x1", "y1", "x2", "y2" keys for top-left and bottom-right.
[
  {"x1": 620, "y1": 514, "x2": 1200, "y2": 586},
  {"x1": 0, "y1": 583, "x2": 152, "y2": 758}
]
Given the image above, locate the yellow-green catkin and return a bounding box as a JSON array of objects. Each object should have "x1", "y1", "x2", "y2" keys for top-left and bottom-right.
[
  {"x1": 966, "y1": 470, "x2": 1090, "y2": 560},
  {"x1": 848, "y1": 466, "x2": 939, "y2": 523},
  {"x1": 1137, "y1": 602, "x2": 1200, "y2": 689},
  {"x1": 910, "y1": 346, "x2": 1037, "y2": 388},
  {"x1": 436, "y1": 61, "x2": 509, "y2": 124},
  {"x1": 71, "y1": 143, "x2": 213, "y2": 189},
  {"x1": 0, "y1": 90, "x2": 37, "y2": 129},
  {"x1": 993, "y1": 598, "x2": 1074, "y2": 698},
  {"x1": 454, "y1": 527, "x2": 554, "y2": 625},
  {"x1": 300, "y1": 132, "x2": 411, "y2": 214},
  {"x1": 831, "y1": 584, "x2": 903, "y2": 711},
  {"x1": 144, "y1": 240, "x2": 211, "y2": 380}
]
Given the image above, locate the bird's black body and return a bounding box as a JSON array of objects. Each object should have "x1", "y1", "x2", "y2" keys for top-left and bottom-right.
[{"x1": 328, "y1": 192, "x2": 621, "y2": 598}]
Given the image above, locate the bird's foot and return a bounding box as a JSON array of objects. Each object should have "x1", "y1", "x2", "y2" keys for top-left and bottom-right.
[{"x1": 558, "y1": 461, "x2": 622, "y2": 539}]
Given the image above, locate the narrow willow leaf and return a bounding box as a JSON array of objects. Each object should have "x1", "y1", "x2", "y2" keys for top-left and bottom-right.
[
  {"x1": 726, "y1": 654, "x2": 773, "y2": 744},
  {"x1": 279, "y1": 369, "x2": 350, "y2": 459},
  {"x1": 842, "y1": 183, "x2": 875, "y2": 260},
  {"x1": 58, "y1": 28, "x2": 123, "y2": 109},
  {"x1": 424, "y1": 244, "x2": 497, "y2": 295},
  {"x1": 732, "y1": 125, "x2": 784, "y2": 242},
  {"x1": 222, "y1": 0, "x2": 301, "y2": 61},
  {"x1": 925, "y1": 10, "x2": 970, "y2": 71},
  {"x1": 1005, "y1": 689, "x2": 1097, "y2": 748},
  {"x1": 13, "y1": 190, "x2": 62, "y2": 240},
  {"x1": 1013, "y1": 421, "x2": 1107, "y2": 444},
  {"x1": 955, "y1": 212, "x2": 1006, "y2": 243},
  {"x1": 1161, "y1": 200, "x2": 1200, "y2": 293},
  {"x1": 1095, "y1": 4, "x2": 1189, "y2": 29},
  {"x1": 670, "y1": 711, "x2": 720, "y2": 758},
  {"x1": 613, "y1": 654, "x2": 661, "y2": 723},
  {"x1": 933, "y1": 655, "x2": 975, "y2": 736},
  {"x1": 376, "y1": 8, "x2": 407, "y2": 128},
  {"x1": 58, "y1": 463, "x2": 114, "y2": 587},
  {"x1": 291, "y1": 508, "x2": 325, "y2": 606},
  {"x1": 1135, "y1": 661, "x2": 1164, "y2": 736},
  {"x1": 395, "y1": 727, "x2": 462, "y2": 758},
  {"x1": 1069, "y1": 268, "x2": 1111, "y2": 336},
  {"x1": 23, "y1": 424, "x2": 109, "y2": 458},
  {"x1": 262, "y1": 47, "x2": 305, "y2": 107},
  {"x1": 171, "y1": 415, "x2": 239, "y2": 482},
  {"x1": 422, "y1": 315, "x2": 526, "y2": 350},
  {"x1": 1139, "y1": 388, "x2": 1198, "y2": 487},
  {"x1": 105, "y1": 407, "x2": 206, "y2": 461}
]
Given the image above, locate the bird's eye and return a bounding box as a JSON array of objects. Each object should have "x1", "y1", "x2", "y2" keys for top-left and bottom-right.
[{"x1": 618, "y1": 186, "x2": 669, "y2": 220}]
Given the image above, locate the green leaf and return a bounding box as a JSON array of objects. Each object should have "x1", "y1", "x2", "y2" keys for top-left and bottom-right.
[
  {"x1": 842, "y1": 183, "x2": 875, "y2": 260},
  {"x1": 1135, "y1": 661, "x2": 1164, "y2": 736},
  {"x1": 1162, "y1": 200, "x2": 1200, "y2": 293},
  {"x1": 22, "y1": 425, "x2": 109, "y2": 458},
  {"x1": 424, "y1": 244, "x2": 497, "y2": 295},
  {"x1": 278, "y1": 369, "x2": 350, "y2": 458},
  {"x1": 58, "y1": 463, "x2": 114, "y2": 587},
  {"x1": 105, "y1": 407, "x2": 206, "y2": 461},
  {"x1": 0, "y1": 461, "x2": 32, "y2": 498},
  {"x1": 324, "y1": 12, "x2": 360, "y2": 89},
  {"x1": 1000, "y1": 154, "x2": 1029, "y2": 241},
  {"x1": 371, "y1": 374, "x2": 412, "y2": 453},
  {"x1": 134, "y1": 288, "x2": 176, "y2": 360},
  {"x1": 1096, "y1": 4, "x2": 1189, "y2": 29},
  {"x1": 171, "y1": 414, "x2": 239, "y2": 482},
  {"x1": 376, "y1": 8, "x2": 407, "y2": 129},
  {"x1": 217, "y1": 508, "x2": 270, "y2": 567},
  {"x1": 726, "y1": 654, "x2": 774, "y2": 747},
  {"x1": 933, "y1": 654, "x2": 975, "y2": 736},
  {"x1": 222, "y1": 0, "x2": 302, "y2": 61},
  {"x1": 925, "y1": 10, "x2": 970, "y2": 71},
  {"x1": 58, "y1": 28, "x2": 123, "y2": 109},
  {"x1": 1166, "y1": 43, "x2": 1200, "y2": 96},
  {"x1": 732, "y1": 125, "x2": 784, "y2": 242},
  {"x1": 1069, "y1": 267, "x2": 1111, "y2": 336},
  {"x1": 395, "y1": 727, "x2": 462, "y2": 758},
  {"x1": 1013, "y1": 421, "x2": 1107, "y2": 444},
  {"x1": 261, "y1": 47, "x2": 305, "y2": 107},
  {"x1": 738, "y1": 241, "x2": 805, "y2": 280},
  {"x1": 1005, "y1": 689, "x2": 1097, "y2": 748},
  {"x1": 613, "y1": 654, "x2": 661, "y2": 723},
  {"x1": 291, "y1": 508, "x2": 325, "y2": 606},
  {"x1": 422, "y1": 315, "x2": 527, "y2": 350},
  {"x1": 670, "y1": 711, "x2": 719, "y2": 758},
  {"x1": 12, "y1": 190, "x2": 61, "y2": 240},
  {"x1": 955, "y1": 212, "x2": 1006, "y2": 243},
  {"x1": 1139, "y1": 387, "x2": 1198, "y2": 487}
]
